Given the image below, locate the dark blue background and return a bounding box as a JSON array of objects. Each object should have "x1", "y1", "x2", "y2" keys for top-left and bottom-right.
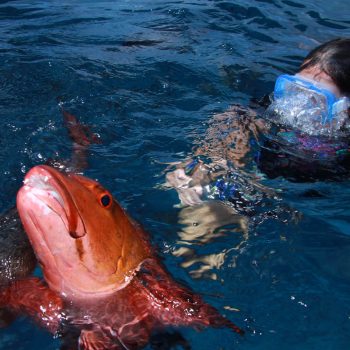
[{"x1": 1, "y1": 0, "x2": 350, "y2": 349}]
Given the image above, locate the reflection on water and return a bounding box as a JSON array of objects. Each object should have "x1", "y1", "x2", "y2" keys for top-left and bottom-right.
[
  {"x1": 173, "y1": 201, "x2": 248, "y2": 280},
  {"x1": 177, "y1": 201, "x2": 248, "y2": 242},
  {"x1": 1, "y1": 0, "x2": 350, "y2": 348},
  {"x1": 166, "y1": 104, "x2": 302, "y2": 284}
]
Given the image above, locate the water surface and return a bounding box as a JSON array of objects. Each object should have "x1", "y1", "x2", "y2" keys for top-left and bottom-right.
[{"x1": 1, "y1": 1, "x2": 350, "y2": 349}]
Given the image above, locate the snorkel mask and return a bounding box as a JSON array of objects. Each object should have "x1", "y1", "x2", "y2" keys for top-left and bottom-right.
[{"x1": 266, "y1": 74, "x2": 350, "y2": 136}]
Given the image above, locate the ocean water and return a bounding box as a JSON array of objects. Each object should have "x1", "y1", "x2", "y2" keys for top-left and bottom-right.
[{"x1": 1, "y1": 0, "x2": 350, "y2": 349}]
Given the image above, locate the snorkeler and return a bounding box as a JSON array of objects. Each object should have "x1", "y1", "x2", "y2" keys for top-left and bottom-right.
[
  {"x1": 259, "y1": 38, "x2": 350, "y2": 181},
  {"x1": 166, "y1": 38, "x2": 350, "y2": 208}
]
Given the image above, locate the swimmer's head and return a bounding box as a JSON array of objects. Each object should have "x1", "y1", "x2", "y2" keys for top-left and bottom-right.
[
  {"x1": 265, "y1": 38, "x2": 350, "y2": 137},
  {"x1": 259, "y1": 39, "x2": 350, "y2": 181},
  {"x1": 298, "y1": 38, "x2": 350, "y2": 98}
]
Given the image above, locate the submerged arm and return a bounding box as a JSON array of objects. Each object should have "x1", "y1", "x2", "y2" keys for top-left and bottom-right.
[
  {"x1": 165, "y1": 105, "x2": 268, "y2": 206},
  {"x1": 194, "y1": 104, "x2": 267, "y2": 168}
]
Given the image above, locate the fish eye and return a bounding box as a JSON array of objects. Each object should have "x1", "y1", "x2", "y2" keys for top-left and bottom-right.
[{"x1": 100, "y1": 193, "x2": 112, "y2": 208}]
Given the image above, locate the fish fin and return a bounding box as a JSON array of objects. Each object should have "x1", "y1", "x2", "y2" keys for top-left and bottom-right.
[
  {"x1": 150, "y1": 331, "x2": 191, "y2": 350},
  {"x1": 62, "y1": 110, "x2": 101, "y2": 147},
  {"x1": 61, "y1": 110, "x2": 101, "y2": 173},
  {"x1": 137, "y1": 261, "x2": 244, "y2": 335},
  {"x1": 0, "y1": 277, "x2": 62, "y2": 333},
  {"x1": 78, "y1": 329, "x2": 123, "y2": 350}
]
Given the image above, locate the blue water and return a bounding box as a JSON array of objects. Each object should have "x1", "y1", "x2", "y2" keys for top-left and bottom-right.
[{"x1": 1, "y1": 0, "x2": 350, "y2": 349}]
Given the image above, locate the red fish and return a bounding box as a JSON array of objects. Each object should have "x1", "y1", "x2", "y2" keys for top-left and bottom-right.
[
  {"x1": 0, "y1": 109, "x2": 99, "y2": 288},
  {"x1": 1, "y1": 165, "x2": 243, "y2": 349}
]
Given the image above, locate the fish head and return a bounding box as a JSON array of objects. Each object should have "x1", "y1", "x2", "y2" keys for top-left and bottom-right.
[{"x1": 16, "y1": 165, "x2": 151, "y2": 298}]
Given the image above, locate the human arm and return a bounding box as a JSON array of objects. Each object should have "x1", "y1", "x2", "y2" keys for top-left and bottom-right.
[
  {"x1": 165, "y1": 105, "x2": 269, "y2": 206},
  {"x1": 193, "y1": 104, "x2": 268, "y2": 168}
]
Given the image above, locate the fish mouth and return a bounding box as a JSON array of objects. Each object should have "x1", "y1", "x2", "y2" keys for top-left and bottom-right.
[
  {"x1": 23, "y1": 169, "x2": 68, "y2": 230},
  {"x1": 17, "y1": 165, "x2": 123, "y2": 295},
  {"x1": 18, "y1": 165, "x2": 85, "y2": 274},
  {"x1": 21, "y1": 165, "x2": 86, "y2": 239}
]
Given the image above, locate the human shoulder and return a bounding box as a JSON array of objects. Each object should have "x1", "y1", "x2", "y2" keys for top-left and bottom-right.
[{"x1": 209, "y1": 103, "x2": 269, "y2": 136}]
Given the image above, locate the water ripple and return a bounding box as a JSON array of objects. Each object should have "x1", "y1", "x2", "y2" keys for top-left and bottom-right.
[{"x1": 1, "y1": 1, "x2": 350, "y2": 349}]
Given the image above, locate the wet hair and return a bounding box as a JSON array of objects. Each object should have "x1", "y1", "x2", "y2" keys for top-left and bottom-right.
[{"x1": 298, "y1": 38, "x2": 350, "y2": 96}]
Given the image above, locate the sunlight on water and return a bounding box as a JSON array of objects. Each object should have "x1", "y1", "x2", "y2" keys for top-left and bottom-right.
[{"x1": 1, "y1": 0, "x2": 350, "y2": 349}]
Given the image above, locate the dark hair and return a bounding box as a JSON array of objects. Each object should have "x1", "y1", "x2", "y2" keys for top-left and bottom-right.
[{"x1": 298, "y1": 38, "x2": 350, "y2": 96}]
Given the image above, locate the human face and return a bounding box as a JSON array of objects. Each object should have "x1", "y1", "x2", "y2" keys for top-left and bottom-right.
[
  {"x1": 272, "y1": 66, "x2": 349, "y2": 127},
  {"x1": 267, "y1": 65, "x2": 350, "y2": 136},
  {"x1": 298, "y1": 66, "x2": 342, "y2": 97}
]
